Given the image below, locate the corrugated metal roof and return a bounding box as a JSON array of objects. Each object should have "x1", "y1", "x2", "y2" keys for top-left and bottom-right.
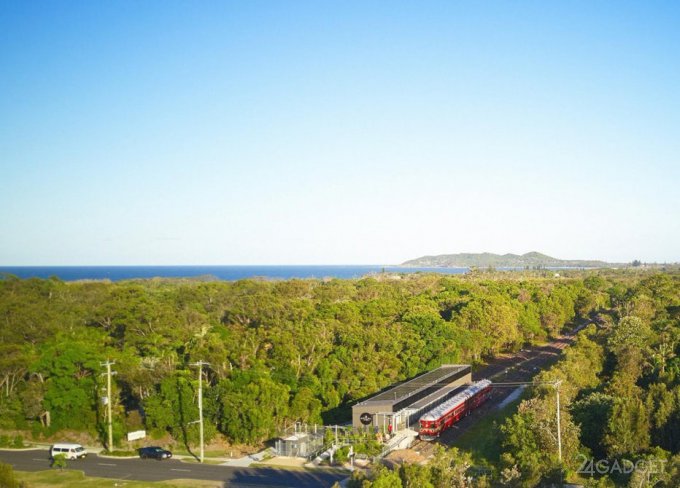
[{"x1": 355, "y1": 364, "x2": 469, "y2": 406}]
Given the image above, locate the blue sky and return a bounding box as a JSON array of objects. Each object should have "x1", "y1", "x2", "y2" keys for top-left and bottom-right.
[{"x1": 1, "y1": 1, "x2": 679, "y2": 265}]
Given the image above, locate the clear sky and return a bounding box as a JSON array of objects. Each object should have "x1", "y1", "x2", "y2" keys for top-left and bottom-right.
[{"x1": 1, "y1": 1, "x2": 678, "y2": 265}]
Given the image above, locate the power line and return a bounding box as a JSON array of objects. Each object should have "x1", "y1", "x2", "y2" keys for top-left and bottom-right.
[{"x1": 486, "y1": 381, "x2": 560, "y2": 387}]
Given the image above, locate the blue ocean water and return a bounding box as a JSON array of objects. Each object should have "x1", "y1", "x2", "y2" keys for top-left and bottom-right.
[{"x1": 0, "y1": 265, "x2": 469, "y2": 282}]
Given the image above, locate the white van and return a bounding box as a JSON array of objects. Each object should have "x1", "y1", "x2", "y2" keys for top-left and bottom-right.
[{"x1": 50, "y1": 443, "x2": 87, "y2": 460}]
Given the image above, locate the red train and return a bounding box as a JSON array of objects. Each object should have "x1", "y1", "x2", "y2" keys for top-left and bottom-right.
[{"x1": 418, "y1": 379, "x2": 492, "y2": 440}]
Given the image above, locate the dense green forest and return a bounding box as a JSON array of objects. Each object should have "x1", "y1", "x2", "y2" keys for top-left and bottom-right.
[
  {"x1": 2, "y1": 271, "x2": 679, "y2": 487},
  {"x1": 0, "y1": 271, "x2": 608, "y2": 448},
  {"x1": 348, "y1": 272, "x2": 680, "y2": 487},
  {"x1": 498, "y1": 272, "x2": 680, "y2": 487}
]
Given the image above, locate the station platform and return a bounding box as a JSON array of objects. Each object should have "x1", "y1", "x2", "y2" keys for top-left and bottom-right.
[{"x1": 378, "y1": 429, "x2": 419, "y2": 457}]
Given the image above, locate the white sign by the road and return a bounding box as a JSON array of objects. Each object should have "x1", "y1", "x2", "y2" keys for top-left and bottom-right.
[{"x1": 126, "y1": 430, "x2": 146, "y2": 441}]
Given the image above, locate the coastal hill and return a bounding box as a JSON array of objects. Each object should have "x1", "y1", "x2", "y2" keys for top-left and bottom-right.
[{"x1": 401, "y1": 251, "x2": 612, "y2": 268}]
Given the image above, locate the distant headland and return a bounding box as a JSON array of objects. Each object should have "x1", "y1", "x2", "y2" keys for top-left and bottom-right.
[{"x1": 401, "y1": 251, "x2": 616, "y2": 268}]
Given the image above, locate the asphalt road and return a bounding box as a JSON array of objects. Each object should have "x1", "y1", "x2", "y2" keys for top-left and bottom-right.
[{"x1": 0, "y1": 449, "x2": 347, "y2": 487}]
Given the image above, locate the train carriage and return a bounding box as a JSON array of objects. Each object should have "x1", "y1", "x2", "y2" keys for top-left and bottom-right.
[{"x1": 418, "y1": 379, "x2": 492, "y2": 440}]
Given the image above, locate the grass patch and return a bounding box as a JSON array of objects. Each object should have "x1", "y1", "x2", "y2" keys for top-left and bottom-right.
[
  {"x1": 454, "y1": 394, "x2": 525, "y2": 467},
  {"x1": 15, "y1": 469, "x2": 222, "y2": 487}
]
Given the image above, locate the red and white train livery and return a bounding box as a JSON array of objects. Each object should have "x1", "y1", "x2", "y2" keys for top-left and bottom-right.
[{"x1": 418, "y1": 379, "x2": 492, "y2": 440}]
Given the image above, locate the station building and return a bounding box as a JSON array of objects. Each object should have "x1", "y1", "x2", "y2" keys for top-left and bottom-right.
[{"x1": 351, "y1": 364, "x2": 472, "y2": 431}]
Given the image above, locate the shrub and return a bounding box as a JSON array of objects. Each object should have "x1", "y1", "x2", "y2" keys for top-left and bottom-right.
[
  {"x1": 105, "y1": 450, "x2": 137, "y2": 457},
  {"x1": 51, "y1": 453, "x2": 67, "y2": 470},
  {"x1": 334, "y1": 446, "x2": 350, "y2": 463}
]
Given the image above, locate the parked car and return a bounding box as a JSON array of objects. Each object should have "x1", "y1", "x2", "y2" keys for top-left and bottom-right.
[
  {"x1": 138, "y1": 446, "x2": 173, "y2": 460},
  {"x1": 50, "y1": 443, "x2": 87, "y2": 460}
]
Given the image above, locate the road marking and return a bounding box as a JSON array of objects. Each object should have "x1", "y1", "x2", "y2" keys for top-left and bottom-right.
[
  {"x1": 98, "y1": 462, "x2": 117, "y2": 466},
  {"x1": 171, "y1": 468, "x2": 191, "y2": 472},
  {"x1": 32, "y1": 458, "x2": 49, "y2": 462}
]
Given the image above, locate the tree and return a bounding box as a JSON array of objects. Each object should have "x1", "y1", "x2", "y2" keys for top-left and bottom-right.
[
  {"x1": 0, "y1": 345, "x2": 29, "y2": 399},
  {"x1": 608, "y1": 316, "x2": 652, "y2": 359},
  {"x1": 429, "y1": 446, "x2": 474, "y2": 488},
  {"x1": 217, "y1": 369, "x2": 289, "y2": 444},
  {"x1": 142, "y1": 373, "x2": 215, "y2": 447},
  {"x1": 500, "y1": 408, "x2": 543, "y2": 484},
  {"x1": 584, "y1": 275, "x2": 608, "y2": 292},
  {"x1": 645, "y1": 383, "x2": 680, "y2": 452},
  {"x1": 572, "y1": 392, "x2": 614, "y2": 458},
  {"x1": 400, "y1": 463, "x2": 434, "y2": 488},
  {"x1": 289, "y1": 387, "x2": 322, "y2": 424},
  {"x1": 501, "y1": 393, "x2": 581, "y2": 484},
  {"x1": 604, "y1": 396, "x2": 650, "y2": 457},
  {"x1": 35, "y1": 336, "x2": 105, "y2": 430},
  {"x1": 457, "y1": 296, "x2": 520, "y2": 355},
  {"x1": 369, "y1": 464, "x2": 404, "y2": 488}
]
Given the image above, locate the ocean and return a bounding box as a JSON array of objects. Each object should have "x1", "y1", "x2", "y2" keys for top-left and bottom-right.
[{"x1": 0, "y1": 265, "x2": 469, "y2": 282}]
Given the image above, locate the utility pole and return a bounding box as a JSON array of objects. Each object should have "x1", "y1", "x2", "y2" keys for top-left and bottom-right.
[
  {"x1": 555, "y1": 380, "x2": 562, "y2": 463},
  {"x1": 100, "y1": 360, "x2": 116, "y2": 452},
  {"x1": 190, "y1": 361, "x2": 209, "y2": 463},
  {"x1": 555, "y1": 380, "x2": 563, "y2": 463}
]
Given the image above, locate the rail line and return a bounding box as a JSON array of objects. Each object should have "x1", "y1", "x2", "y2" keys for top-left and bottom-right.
[{"x1": 432, "y1": 322, "x2": 588, "y2": 447}]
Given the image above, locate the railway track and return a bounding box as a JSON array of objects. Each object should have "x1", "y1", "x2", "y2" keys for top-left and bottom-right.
[
  {"x1": 384, "y1": 322, "x2": 590, "y2": 463},
  {"x1": 409, "y1": 438, "x2": 437, "y2": 458},
  {"x1": 430, "y1": 321, "x2": 589, "y2": 447}
]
